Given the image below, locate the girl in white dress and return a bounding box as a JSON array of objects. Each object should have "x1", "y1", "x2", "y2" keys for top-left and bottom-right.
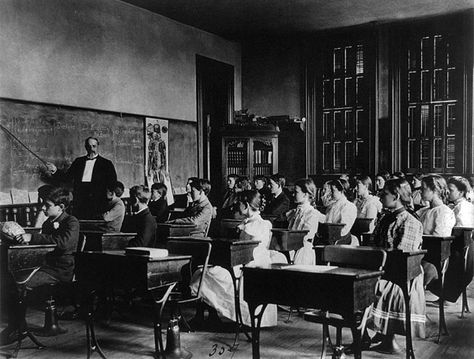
[
  {"x1": 190, "y1": 190, "x2": 280, "y2": 327},
  {"x1": 325, "y1": 179, "x2": 357, "y2": 244},
  {"x1": 442, "y1": 176, "x2": 474, "y2": 302},
  {"x1": 447, "y1": 176, "x2": 474, "y2": 227},
  {"x1": 416, "y1": 174, "x2": 455, "y2": 289},
  {"x1": 286, "y1": 178, "x2": 325, "y2": 265},
  {"x1": 417, "y1": 175, "x2": 455, "y2": 236},
  {"x1": 354, "y1": 176, "x2": 382, "y2": 232}
]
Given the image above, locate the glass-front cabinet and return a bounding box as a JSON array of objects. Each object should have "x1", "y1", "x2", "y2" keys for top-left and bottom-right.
[{"x1": 221, "y1": 124, "x2": 279, "y2": 181}]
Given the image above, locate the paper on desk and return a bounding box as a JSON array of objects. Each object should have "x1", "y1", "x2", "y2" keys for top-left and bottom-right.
[
  {"x1": 281, "y1": 265, "x2": 338, "y2": 272},
  {"x1": 0, "y1": 192, "x2": 12, "y2": 205}
]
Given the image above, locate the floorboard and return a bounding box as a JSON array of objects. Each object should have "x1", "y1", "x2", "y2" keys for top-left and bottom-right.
[{"x1": 1, "y1": 283, "x2": 473, "y2": 358}]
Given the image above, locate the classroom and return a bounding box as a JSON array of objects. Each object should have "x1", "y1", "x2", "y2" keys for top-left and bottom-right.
[{"x1": 1, "y1": 1, "x2": 474, "y2": 358}]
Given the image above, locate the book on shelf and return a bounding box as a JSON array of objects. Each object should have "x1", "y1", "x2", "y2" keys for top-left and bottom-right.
[{"x1": 125, "y1": 247, "x2": 169, "y2": 258}]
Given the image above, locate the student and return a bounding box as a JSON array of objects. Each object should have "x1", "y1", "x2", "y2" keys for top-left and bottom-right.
[
  {"x1": 429, "y1": 176, "x2": 474, "y2": 303},
  {"x1": 391, "y1": 171, "x2": 406, "y2": 180},
  {"x1": 33, "y1": 184, "x2": 55, "y2": 228},
  {"x1": 200, "y1": 178, "x2": 217, "y2": 219},
  {"x1": 167, "y1": 178, "x2": 213, "y2": 237},
  {"x1": 253, "y1": 175, "x2": 271, "y2": 210},
  {"x1": 286, "y1": 178, "x2": 325, "y2": 264},
  {"x1": 149, "y1": 183, "x2": 170, "y2": 223},
  {"x1": 447, "y1": 176, "x2": 474, "y2": 227},
  {"x1": 416, "y1": 175, "x2": 456, "y2": 288},
  {"x1": 221, "y1": 174, "x2": 239, "y2": 209},
  {"x1": 224, "y1": 176, "x2": 252, "y2": 219},
  {"x1": 325, "y1": 179, "x2": 357, "y2": 244},
  {"x1": 102, "y1": 181, "x2": 126, "y2": 232},
  {"x1": 127, "y1": 185, "x2": 156, "y2": 247},
  {"x1": 369, "y1": 178, "x2": 425, "y2": 353},
  {"x1": 190, "y1": 190, "x2": 281, "y2": 328},
  {"x1": 1, "y1": 188, "x2": 80, "y2": 345},
  {"x1": 220, "y1": 174, "x2": 239, "y2": 218},
  {"x1": 263, "y1": 173, "x2": 290, "y2": 219},
  {"x1": 417, "y1": 175, "x2": 455, "y2": 236},
  {"x1": 410, "y1": 173, "x2": 427, "y2": 210},
  {"x1": 320, "y1": 180, "x2": 334, "y2": 210},
  {"x1": 375, "y1": 170, "x2": 390, "y2": 197},
  {"x1": 354, "y1": 176, "x2": 382, "y2": 232}
]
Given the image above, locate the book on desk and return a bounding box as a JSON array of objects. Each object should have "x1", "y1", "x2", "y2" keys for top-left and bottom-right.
[{"x1": 125, "y1": 247, "x2": 169, "y2": 258}]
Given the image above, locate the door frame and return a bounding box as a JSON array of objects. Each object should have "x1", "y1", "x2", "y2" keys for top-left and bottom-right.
[{"x1": 196, "y1": 54, "x2": 234, "y2": 179}]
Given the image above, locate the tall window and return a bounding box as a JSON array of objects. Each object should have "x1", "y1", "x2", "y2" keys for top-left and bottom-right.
[
  {"x1": 315, "y1": 39, "x2": 373, "y2": 174},
  {"x1": 401, "y1": 31, "x2": 462, "y2": 172}
]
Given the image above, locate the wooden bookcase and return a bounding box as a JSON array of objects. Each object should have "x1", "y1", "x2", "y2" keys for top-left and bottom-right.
[{"x1": 221, "y1": 124, "x2": 279, "y2": 181}]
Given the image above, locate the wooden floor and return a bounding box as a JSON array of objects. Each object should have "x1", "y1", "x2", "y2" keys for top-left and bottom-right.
[{"x1": 1, "y1": 283, "x2": 474, "y2": 359}]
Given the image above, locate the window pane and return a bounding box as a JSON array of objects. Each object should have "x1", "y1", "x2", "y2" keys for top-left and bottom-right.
[
  {"x1": 323, "y1": 143, "x2": 331, "y2": 170},
  {"x1": 356, "y1": 76, "x2": 365, "y2": 105},
  {"x1": 408, "y1": 44, "x2": 419, "y2": 70},
  {"x1": 345, "y1": 46, "x2": 355, "y2": 74},
  {"x1": 345, "y1": 142, "x2": 353, "y2": 170},
  {"x1": 356, "y1": 45, "x2": 364, "y2": 74},
  {"x1": 355, "y1": 140, "x2": 364, "y2": 168},
  {"x1": 334, "y1": 48, "x2": 343, "y2": 73},
  {"x1": 323, "y1": 80, "x2": 333, "y2": 107},
  {"x1": 356, "y1": 110, "x2": 366, "y2": 139},
  {"x1": 420, "y1": 139, "x2": 430, "y2": 168},
  {"x1": 447, "y1": 68, "x2": 456, "y2": 99},
  {"x1": 345, "y1": 111, "x2": 353, "y2": 137},
  {"x1": 345, "y1": 77, "x2": 354, "y2": 106},
  {"x1": 447, "y1": 104, "x2": 456, "y2": 134},
  {"x1": 408, "y1": 72, "x2": 420, "y2": 102},
  {"x1": 408, "y1": 139, "x2": 417, "y2": 168},
  {"x1": 446, "y1": 137, "x2": 456, "y2": 168},
  {"x1": 433, "y1": 138, "x2": 442, "y2": 168},
  {"x1": 434, "y1": 35, "x2": 445, "y2": 68},
  {"x1": 334, "y1": 111, "x2": 343, "y2": 138},
  {"x1": 433, "y1": 69, "x2": 445, "y2": 100},
  {"x1": 323, "y1": 112, "x2": 330, "y2": 139},
  {"x1": 421, "y1": 70, "x2": 431, "y2": 102},
  {"x1": 420, "y1": 105, "x2": 429, "y2": 137},
  {"x1": 334, "y1": 79, "x2": 344, "y2": 107},
  {"x1": 434, "y1": 105, "x2": 443, "y2": 137},
  {"x1": 334, "y1": 142, "x2": 341, "y2": 172},
  {"x1": 408, "y1": 106, "x2": 416, "y2": 137},
  {"x1": 421, "y1": 37, "x2": 431, "y2": 69}
]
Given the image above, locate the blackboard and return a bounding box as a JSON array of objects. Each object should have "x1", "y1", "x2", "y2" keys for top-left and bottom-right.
[
  {"x1": 168, "y1": 120, "x2": 198, "y2": 191},
  {"x1": 0, "y1": 99, "x2": 145, "y2": 193}
]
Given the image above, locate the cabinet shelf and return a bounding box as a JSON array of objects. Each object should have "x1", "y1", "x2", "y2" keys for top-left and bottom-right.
[{"x1": 222, "y1": 125, "x2": 279, "y2": 181}]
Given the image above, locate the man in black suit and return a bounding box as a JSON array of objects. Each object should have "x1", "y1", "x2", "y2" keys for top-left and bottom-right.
[
  {"x1": 264, "y1": 173, "x2": 290, "y2": 219},
  {"x1": 46, "y1": 137, "x2": 117, "y2": 219}
]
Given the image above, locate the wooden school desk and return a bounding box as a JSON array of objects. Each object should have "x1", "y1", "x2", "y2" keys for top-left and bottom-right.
[
  {"x1": 269, "y1": 228, "x2": 308, "y2": 263},
  {"x1": 75, "y1": 250, "x2": 191, "y2": 359},
  {"x1": 422, "y1": 235, "x2": 454, "y2": 342},
  {"x1": 243, "y1": 263, "x2": 383, "y2": 359},
  {"x1": 168, "y1": 236, "x2": 259, "y2": 347}
]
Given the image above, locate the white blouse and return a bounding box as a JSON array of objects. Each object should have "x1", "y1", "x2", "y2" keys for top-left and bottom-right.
[
  {"x1": 355, "y1": 194, "x2": 382, "y2": 219},
  {"x1": 286, "y1": 202, "x2": 325, "y2": 242},
  {"x1": 451, "y1": 198, "x2": 474, "y2": 227},
  {"x1": 238, "y1": 212, "x2": 273, "y2": 265},
  {"x1": 417, "y1": 204, "x2": 456, "y2": 236},
  {"x1": 325, "y1": 197, "x2": 357, "y2": 236}
]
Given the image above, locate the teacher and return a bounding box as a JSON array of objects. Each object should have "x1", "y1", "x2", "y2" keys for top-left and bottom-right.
[{"x1": 46, "y1": 137, "x2": 117, "y2": 219}]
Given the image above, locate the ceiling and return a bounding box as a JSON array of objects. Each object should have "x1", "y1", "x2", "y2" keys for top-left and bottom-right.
[{"x1": 121, "y1": 0, "x2": 473, "y2": 40}]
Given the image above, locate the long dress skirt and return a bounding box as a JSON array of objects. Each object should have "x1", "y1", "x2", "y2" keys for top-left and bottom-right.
[
  {"x1": 190, "y1": 265, "x2": 277, "y2": 327},
  {"x1": 370, "y1": 271, "x2": 426, "y2": 338}
]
